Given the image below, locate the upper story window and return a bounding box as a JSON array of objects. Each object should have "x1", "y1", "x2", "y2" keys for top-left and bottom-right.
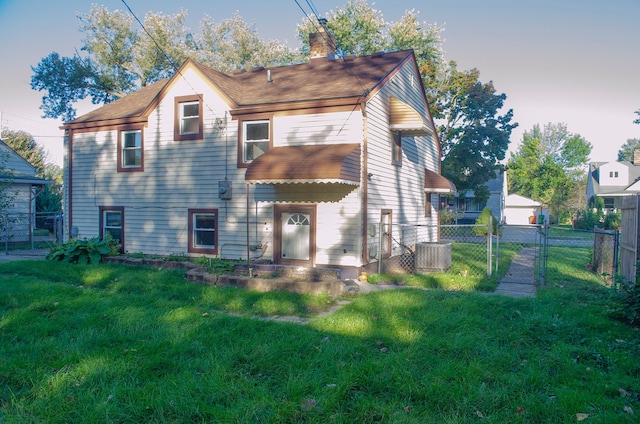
[
  {"x1": 174, "y1": 95, "x2": 203, "y2": 141},
  {"x1": 391, "y1": 131, "x2": 402, "y2": 166},
  {"x1": 609, "y1": 171, "x2": 619, "y2": 178},
  {"x1": 239, "y1": 116, "x2": 272, "y2": 166},
  {"x1": 117, "y1": 126, "x2": 143, "y2": 172}
]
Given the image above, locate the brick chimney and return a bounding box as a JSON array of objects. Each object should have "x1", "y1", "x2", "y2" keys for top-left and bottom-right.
[
  {"x1": 634, "y1": 149, "x2": 640, "y2": 165},
  {"x1": 309, "y1": 19, "x2": 336, "y2": 61}
]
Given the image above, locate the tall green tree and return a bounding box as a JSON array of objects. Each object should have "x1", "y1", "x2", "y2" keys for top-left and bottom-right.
[
  {"x1": 436, "y1": 63, "x2": 516, "y2": 202},
  {"x1": 31, "y1": 6, "x2": 293, "y2": 121},
  {"x1": 507, "y1": 123, "x2": 592, "y2": 222}
]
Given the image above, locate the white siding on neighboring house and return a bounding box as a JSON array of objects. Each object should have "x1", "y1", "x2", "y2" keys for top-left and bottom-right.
[
  {"x1": 504, "y1": 194, "x2": 546, "y2": 225},
  {"x1": 1, "y1": 140, "x2": 43, "y2": 242},
  {"x1": 598, "y1": 162, "x2": 628, "y2": 187}
]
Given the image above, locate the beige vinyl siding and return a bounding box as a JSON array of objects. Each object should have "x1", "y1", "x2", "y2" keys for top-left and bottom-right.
[
  {"x1": 315, "y1": 188, "x2": 361, "y2": 267},
  {"x1": 274, "y1": 111, "x2": 362, "y2": 146},
  {"x1": 364, "y1": 61, "x2": 440, "y2": 261},
  {"x1": 68, "y1": 68, "x2": 274, "y2": 257},
  {"x1": 255, "y1": 109, "x2": 364, "y2": 266}
]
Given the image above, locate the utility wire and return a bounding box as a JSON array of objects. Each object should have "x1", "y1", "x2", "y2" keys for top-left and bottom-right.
[{"x1": 120, "y1": 0, "x2": 223, "y2": 123}]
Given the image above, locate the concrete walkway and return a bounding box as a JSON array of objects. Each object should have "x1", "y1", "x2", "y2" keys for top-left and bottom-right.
[
  {"x1": 0, "y1": 249, "x2": 48, "y2": 263},
  {"x1": 495, "y1": 247, "x2": 537, "y2": 298}
]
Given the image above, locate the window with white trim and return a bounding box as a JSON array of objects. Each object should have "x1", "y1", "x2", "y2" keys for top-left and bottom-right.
[
  {"x1": 174, "y1": 95, "x2": 203, "y2": 141},
  {"x1": 188, "y1": 209, "x2": 218, "y2": 254},
  {"x1": 119, "y1": 129, "x2": 142, "y2": 171},
  {"x1": 100, "y1": 206, "x2": 124, "y2": 253},
  {"x1": 243, "y1": 120, "x2": 270, "y2": 163}
]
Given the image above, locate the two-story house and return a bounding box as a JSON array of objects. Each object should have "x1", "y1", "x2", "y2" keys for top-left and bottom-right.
[
  {"x1": 587, "y1": 151, "x2": 640, "y2": 212},
  {"x1": 61, "y1": 28, "x2": 455, "y2": 277}
]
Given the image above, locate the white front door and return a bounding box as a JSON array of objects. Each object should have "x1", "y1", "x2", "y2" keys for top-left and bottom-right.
[
  {"x1": 275, "y1": 205, "x2": 316, "y2": 265},
  {"x1": 281, "y1": 212, "x2": 310, "y2": 260}
]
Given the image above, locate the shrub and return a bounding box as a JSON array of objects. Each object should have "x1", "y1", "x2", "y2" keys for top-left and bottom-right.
[
  {"x1": 47, "y1": 236, "x2": 118, "y2": 264},
  {"x1": 603, "y1": 212, "x2": 621, "y2": 230},
  {"x1": 472, "y1": 206, "x2": 498, "y2": 237}
]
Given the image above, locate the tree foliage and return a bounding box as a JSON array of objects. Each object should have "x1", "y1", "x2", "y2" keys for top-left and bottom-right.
[
  {"x1": 31, "y1": 6, "x2": 294, "y2": 121},
  {"x1": 37, "y1": 164, "x2": 63, "y2": 213},
  {"x1": 618, "y1": 138, "x2": 640, "y2": 162},
  {"x1": 507, "y1": 123, "x2": 592, "y2": 222},
  {"x1": 436, "y1": 63, "x2": 516, "y2": 202},
  {"x1": 198, "y1": 13, "x2": 298, "y2": 73},
  {"x1": 0, "y1": 129, "x2": 46, "y2": 175}
]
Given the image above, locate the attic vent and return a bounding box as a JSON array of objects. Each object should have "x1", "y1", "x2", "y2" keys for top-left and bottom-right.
[{"x1": 250, "y1": 66, "x2": 265, "y2": 72}]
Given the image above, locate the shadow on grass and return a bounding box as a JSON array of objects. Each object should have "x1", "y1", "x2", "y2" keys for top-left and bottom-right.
[{"x1": 1, "y1": 258, "x2": 639, "y2": 422}]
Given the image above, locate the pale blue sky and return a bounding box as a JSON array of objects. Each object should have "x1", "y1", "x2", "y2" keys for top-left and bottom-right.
[{"x1": 1, "y1": 0, "x2": 638, "y2": 166}]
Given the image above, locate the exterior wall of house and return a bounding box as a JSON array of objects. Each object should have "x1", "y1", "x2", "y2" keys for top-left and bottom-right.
[
  {"x1": 66, "y1": 67, "x2": 367, "y2": 265},
  {"x1": 598, "y1": 162, "x2": 628, "y2": 187},
  {"x1": 2, "y1": 183, "x2": 33, "y2": 242},
  {"x1": 364, "y1": 60, "x2": 440, "y2": 264},
  {"x1": 252, "y1": 109, "x2": 364, "y2": 267},
  {"x1": 65, "y1": 57, "x2": 437, "y2": 272},
  {"x1": 1, "y1": 142, "x2": 38, "y2": 242},
  {"x1": 67, "y1": 68, "x2": 263, "y2": 258}
]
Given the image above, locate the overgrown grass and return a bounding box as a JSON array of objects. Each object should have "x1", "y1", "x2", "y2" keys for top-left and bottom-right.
[{"x1": 1, "y1": 255, "x2": 639, "y2": 423}]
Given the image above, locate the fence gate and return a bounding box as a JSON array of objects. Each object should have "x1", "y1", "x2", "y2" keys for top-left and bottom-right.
[{"x1": 620, "y1": 195, "x2": 640, "y2": 283}]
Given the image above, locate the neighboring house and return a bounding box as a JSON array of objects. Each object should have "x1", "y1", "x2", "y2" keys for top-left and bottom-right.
[
  {"x1": 442, "y1": 171, "x2": 507, "y2": 224},
  {"x1": 586, "y1": 152, "x2": 640, "y2": 212},
  {"x1": 504, "y1": 194, "x2": 548, "y2": 225},
  {"x1": 0, "y1": 139, "x2": 51, "y2": 242},
  {"x1": 61, "y1": 27, "x2": 455, "y2": 277}
]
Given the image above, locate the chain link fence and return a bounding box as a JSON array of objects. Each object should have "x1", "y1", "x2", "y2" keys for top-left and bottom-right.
[
  {"x1": 1, "y1": 211, "x2": 63, "y2": 254},
  {"x1": 380, "y1": 223, "x2": 493, "y2": 278},
  {"x1": 544, "y1": 226, "x2": 619, "y2": 285},
  {"x1": 378, "y1": 222, "x2": 620, "y2": 287}
]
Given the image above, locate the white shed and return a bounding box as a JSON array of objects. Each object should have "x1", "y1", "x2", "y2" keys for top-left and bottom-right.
[{"x1": 504, "y1": 194, "x2": 547, "y2": 225}]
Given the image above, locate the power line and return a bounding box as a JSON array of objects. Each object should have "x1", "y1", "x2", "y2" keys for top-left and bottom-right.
[{"x1": 120, "y1": 0, "x2": 224, "y2": 123}]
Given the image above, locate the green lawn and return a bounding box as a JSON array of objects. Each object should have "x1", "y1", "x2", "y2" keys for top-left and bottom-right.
[{"x1": 1, "y1": 251, "x2": 638, "y2": 423}]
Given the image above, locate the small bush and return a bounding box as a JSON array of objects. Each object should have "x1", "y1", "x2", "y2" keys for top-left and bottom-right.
[
  {"x1": 603, "y1": 212, "x2": 621, "y2": 230},
  {"x1": 47, "y1": 236, "x2": 118, "y2": 264},
  {"x1": 472, "y1": 207, "x2": 498, "y2": 237}
]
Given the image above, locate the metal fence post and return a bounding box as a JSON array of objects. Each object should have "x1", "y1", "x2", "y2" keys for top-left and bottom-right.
[
  {"x1": 377, "y1": 218, "x2": 384, "y2": 275},
  {"x1": 612, "y1": 230, "x2": 620, "y2": 287},
  {"x1": 487, "y1": 215, "x2": 493, "y2": 277}
]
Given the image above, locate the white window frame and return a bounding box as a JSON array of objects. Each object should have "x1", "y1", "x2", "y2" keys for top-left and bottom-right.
[
  {"x1": 188, "y1": 209, "x2": 218, "y2": 254},
  {"x1": 180, "y1": 101, "x2": 200, "y2": 135},
  {"x1": 121, "y1": 130, "x2": 142, "y2": 168},
  {"x1": 243, "y1": 120, "x2": 270, "y2": 163}
]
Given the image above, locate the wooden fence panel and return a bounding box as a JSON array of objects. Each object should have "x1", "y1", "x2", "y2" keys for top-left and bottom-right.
[{"x1": 620, "y1": 195, "x2": 640, "y2": 283}]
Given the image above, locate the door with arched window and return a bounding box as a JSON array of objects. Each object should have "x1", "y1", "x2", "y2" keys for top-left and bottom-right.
[{"x1": 274, "y1": 205, "x2": 316, "y2": 266}]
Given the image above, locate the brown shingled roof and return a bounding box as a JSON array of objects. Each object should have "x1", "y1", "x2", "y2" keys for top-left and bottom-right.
[
  {"x1": 65, "y1": 78, "x2": 169, "y2": 126},
  {"x1": 64, "y1": 50, "x2": 415, "y2": 127}
]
